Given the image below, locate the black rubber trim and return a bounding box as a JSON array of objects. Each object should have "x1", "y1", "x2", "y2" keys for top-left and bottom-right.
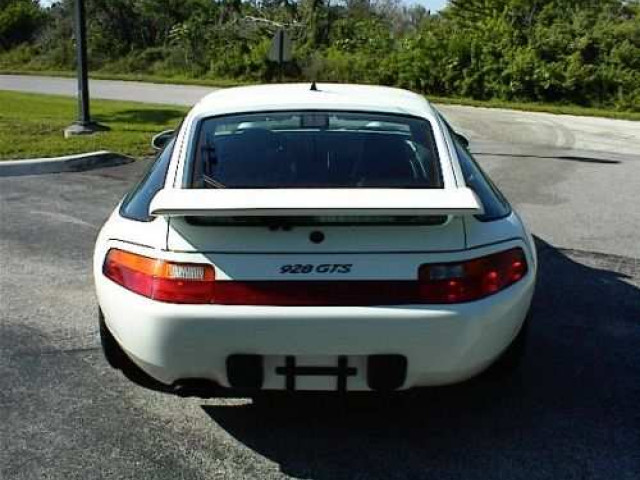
[
  {"x1": 166, "y1": 236, "x2": 525, "y2": 255},
  {"x1": 226, "y1": 354, "x2": 264, "y2": 389},
  {"x1": 367, "y1": 355, "x2": 407, "y2": 392},
  {"x1": 276, "y1": 355, "x2": 357, "y2": 393}
]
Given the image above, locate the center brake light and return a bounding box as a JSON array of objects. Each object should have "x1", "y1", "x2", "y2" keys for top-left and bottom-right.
[{"x1": 103, "y1": 247, "x2": 527, "y2": 305}]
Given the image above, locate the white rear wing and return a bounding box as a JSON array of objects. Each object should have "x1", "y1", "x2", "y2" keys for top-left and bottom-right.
[{"x1": 149, "y1": 188, "x2": 483, "y2": 217}]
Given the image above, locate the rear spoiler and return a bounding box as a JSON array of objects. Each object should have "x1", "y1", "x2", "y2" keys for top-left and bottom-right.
[{"x1": 149, "y1": 188, "x2": 483, "y2": 218}]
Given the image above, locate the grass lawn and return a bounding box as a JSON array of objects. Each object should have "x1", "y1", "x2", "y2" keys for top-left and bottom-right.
[{"x1": 0, "y1": 90, "x2": 187, "y2": 160}]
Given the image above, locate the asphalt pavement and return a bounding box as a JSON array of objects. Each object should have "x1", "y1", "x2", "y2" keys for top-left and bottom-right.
[{"x1": 1, "y1": 76, "x2": 639, "y2": 479}]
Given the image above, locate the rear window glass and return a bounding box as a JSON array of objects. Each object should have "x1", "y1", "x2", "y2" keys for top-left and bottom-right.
[
  {"x1": 188, "y1": 111, "x2": 442, "y2": 189},
  {"x1": 452, "y1": 137, "x2": 511, "y2": 221}
]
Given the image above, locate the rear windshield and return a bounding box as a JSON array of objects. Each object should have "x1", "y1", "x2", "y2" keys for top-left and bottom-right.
[{"x1": 188, "y1": 111, "x2": 443, "y2": 189}]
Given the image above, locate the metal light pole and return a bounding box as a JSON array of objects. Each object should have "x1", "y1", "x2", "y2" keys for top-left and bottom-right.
[
  {"x1": 65, "y1": 0, "x2": 105, "y2": 137},
  {"x1": 75, "y1": 0, "x2": 90, "y2": 125}
]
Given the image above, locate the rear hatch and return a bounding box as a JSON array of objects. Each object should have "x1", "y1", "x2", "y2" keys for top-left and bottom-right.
[
  {"x1": 151, "y1": 187, "x2": 481, "y2": 282},
  {"x1": 156, "y1": 109, "x2": 481, "y2": 283}
]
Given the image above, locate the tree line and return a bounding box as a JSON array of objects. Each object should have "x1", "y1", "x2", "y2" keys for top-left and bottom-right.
[{"x1": 1, "y1": 0, "x2": 639, "y2": 111}]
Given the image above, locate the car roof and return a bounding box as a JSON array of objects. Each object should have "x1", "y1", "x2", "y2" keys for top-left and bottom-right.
[
  {"x1": 168, "y1": 83, "x2": 462, "y2": 189},
  {"x1": 189, "y1": 83, "x2": 438, "y2": 120}
]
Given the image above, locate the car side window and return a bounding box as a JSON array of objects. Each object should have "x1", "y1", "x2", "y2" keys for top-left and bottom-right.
[
  {"x1": 120, "y1": 138, "x2": 175, "y2": 222},
  {"x1": 448, "y1": 127, "x2": 511, "y2": 222}
]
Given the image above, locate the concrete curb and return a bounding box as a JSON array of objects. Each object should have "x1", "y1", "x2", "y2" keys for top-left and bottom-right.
[{"x1": 0, "y1": 151, "x2": 135, "y2": 177}]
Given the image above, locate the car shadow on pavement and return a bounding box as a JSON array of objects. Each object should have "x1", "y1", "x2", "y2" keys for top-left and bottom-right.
[
  {"x1": 202, "y1": 238, "x2": 640, "y2": 480},
  {"x1": 476, "y1": 152, "x2": 622, "y2": 164}
]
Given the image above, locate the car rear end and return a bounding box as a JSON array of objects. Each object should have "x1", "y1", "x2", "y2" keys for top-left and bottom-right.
[{"x1": 95, "y1": 93, "x2": 536, "y2": 393}]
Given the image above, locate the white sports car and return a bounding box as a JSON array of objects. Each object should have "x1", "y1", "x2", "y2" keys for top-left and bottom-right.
[{"x1": 94, "y1": 83, "x2": 537, "y2": 395}]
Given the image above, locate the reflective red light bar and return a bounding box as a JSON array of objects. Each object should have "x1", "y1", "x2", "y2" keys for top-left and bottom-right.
[
  {"x1": 103, "y1": 247, "x2": 527, "y2": 305},
  {"x1": 207, "y1": 281, "x2": 418, "y2": 306}
]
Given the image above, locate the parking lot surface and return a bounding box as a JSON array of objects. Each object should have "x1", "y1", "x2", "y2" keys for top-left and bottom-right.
[
  {"x1": 2, "y1": 140, "x2": 639, "y2": 479},
  {"x1": 1, "y1": 76, "x2": 639, "y2": 479}
]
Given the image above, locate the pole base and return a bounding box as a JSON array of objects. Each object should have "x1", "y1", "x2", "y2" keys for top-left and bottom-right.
[{"x1": 64, "y1": 121, "x2": 109, "y2": 138}]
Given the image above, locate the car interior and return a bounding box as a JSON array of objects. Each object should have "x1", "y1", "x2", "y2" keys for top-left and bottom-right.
[{"x1": 192, "y1": 127, "x2": 441, "y2": 189}]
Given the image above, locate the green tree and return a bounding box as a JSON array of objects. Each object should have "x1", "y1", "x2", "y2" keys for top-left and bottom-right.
[
  {"x1": 0, "y1": 0, "x2": 44, "y2": 50},
  {"x1": 1, "y1": 0, "x2": 638, "y2": 111}
]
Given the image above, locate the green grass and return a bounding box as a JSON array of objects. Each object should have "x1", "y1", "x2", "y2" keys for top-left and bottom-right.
[
  {"x1": 2, "y1": 68, "x2": 640, "y2": 121},
  {"x1": 0, "y1": 90, "x2": 188, "y2": 160}
]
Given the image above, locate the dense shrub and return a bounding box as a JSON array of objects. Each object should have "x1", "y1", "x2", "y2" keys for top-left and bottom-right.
[{"x1": 0, "y1": 0, "x2": 44, "y2": 50}]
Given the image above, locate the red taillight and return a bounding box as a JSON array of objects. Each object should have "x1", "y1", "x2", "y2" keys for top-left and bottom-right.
[
  {"x1": 418, "y1": 248, "x2": 528, "y2": 304},
  {"x1": 103, "y1": 249, "x2": 215, "y2": 304},
  {"x1": 103, "y1": 248, "x2": 527, "y2": 306}
]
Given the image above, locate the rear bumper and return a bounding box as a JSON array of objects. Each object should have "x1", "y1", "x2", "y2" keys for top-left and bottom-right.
[{"x1": 97, "y1": 269, "x2": 535, "y2": 390}]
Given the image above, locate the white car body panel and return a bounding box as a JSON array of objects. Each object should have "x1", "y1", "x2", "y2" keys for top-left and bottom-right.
[
  {"x1": 94, "y1": 83, "x2": 537, "y2": 392},
  {"x1": 166, "y1": 217, "x2": 468, "y2": 253},
  {"x1": 99, "y1": 203, "x2": 169, "y2": 250},
  {"x1": 94, "y1": 238, "x2": 535, "y2": 389},
  {"x1": 149, "y1": 187, "x2": 483, "y2": 217}
]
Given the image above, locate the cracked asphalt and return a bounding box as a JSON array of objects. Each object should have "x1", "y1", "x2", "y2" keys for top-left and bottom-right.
[{"x1": 1, "y1": 77, "x2": 639, "y2": 479}]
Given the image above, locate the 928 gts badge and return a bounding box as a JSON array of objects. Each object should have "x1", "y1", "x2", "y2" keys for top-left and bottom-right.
[{"x1": 279, "y1": 264, "x2": 353, "y2": 274}]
